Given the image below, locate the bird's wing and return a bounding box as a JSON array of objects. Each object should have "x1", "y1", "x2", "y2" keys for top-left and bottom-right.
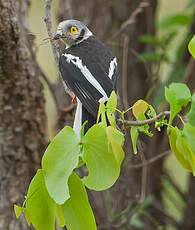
[{"x1": 59, "y1": 53, "x2": 114, "y2": 118}]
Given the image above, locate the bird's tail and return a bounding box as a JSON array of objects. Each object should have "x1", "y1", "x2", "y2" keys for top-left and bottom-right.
[{"x1": 73, "y1": 99, "x2": 96, "y2": 138}]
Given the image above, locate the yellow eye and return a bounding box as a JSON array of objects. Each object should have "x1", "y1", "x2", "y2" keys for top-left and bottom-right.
[{"x1": 70, "y1": 26, "x2": 78, "y2": 34}]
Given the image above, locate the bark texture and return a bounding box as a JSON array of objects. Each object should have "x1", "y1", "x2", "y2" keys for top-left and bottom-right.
[{"x1": 0, "y1": 0, "x2": 46, "y2": 229}]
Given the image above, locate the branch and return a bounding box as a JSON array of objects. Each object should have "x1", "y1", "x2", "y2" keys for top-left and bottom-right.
[
  {"x1": 130, "y1": 150, "x2": 171, "y2": 169},
  {"x1": 43, "y1": 0, "x2": 59, "y2": 66},
  {"x1": 106, "y1": 1, "x2": 149, "y2": 43},
  {"x1": 118, "y1": 111, "x2": 170, "y2": 126},
  {"x1": 38, "y1": 64, "x2": 61, "y2": 111}
]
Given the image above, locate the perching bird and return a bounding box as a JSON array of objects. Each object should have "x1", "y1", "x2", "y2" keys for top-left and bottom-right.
[{"x1": 54, "y1": 19, "x2": 119, "y2": 137}]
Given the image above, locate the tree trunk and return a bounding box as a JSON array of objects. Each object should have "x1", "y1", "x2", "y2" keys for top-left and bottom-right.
[{"x1": 0, "y1": 0, "x2": 46, "y2": 229}]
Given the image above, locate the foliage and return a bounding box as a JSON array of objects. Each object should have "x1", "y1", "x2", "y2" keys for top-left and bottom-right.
[
  {"x1": 14, "y1": 79, "x2": 195, "y2": 230},
  {"x1": 14, "y1": 8, "x2": 195, "y2": 228}
]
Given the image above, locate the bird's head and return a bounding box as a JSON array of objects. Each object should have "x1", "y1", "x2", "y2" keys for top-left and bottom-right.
[{"x1": 54, "y1": 20, "x2": 93, "y2": 48}]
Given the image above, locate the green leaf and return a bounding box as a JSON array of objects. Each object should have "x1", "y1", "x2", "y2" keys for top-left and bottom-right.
[
  {"x1": 176, "y1": 134, "x2": 195, "y2": 175},
  {"x1": 61, "y1": 173, "x2": 97, "y2": 230},
  {"x1": 130, "y1": 126, "x2": 139, "y2": 154},
  {"x1": 137, "y1": 113, "x2": 153, "y2": 137},
  {"x1": 139, "y1": 34, "x2": 163, "y2": 47},
  {"x1": 26, "y1": 169, "x2": 56, "y2": 230},
  {"x1": 23, "y1": 208, "x2": 31, "y2": 226},
  {"x1": 187, "y1": 93, "x2": 195, "y2": 126},
  {"x1": 80, "y1": 120, "x2": 88, "y2": 138},
  {"x1": 188, "y1": 35, "x2": 195, "y2": 59},
  {"x1": 165, "y1": 83, "x2": 191, "y2": 124},
  {"x1": 14, "y1": 205, "x2": 23, "y2": 219},
  {"x1": 83, "y1": 124, "x2": 122, "y2": 190},
  {"x1": 183, "y1": 123, "x2": 195, "y2": 153},
  {"x1": 42, "y1": 126, "x2": 79, "y2": 204},
  {"x1": 168, "y1": 127, "x2": 192, "y2": 171},
  {"x1": 138, "y1": 51, "x2": 166, "y2": 63},
  {"x1": 56, "y1": 204, "x2": 65, "y2": 227},
  {"x1": 107, "y1": 91, "x2": 117, "y2": 127},
  {"x1": 106, "y1": 126, "x2": 125, "y2": 165},
  {"x1": 132, "y1": 99, "x2": 148, "y2": 119},
  {"x1": 142, "y1": 196, "x2": 154, "y2": 208},
  {"x1": 158, "y1": 13, "x2": 192, "y2": 29},
  {"x1": 97, "y1": 101, "x2": 107, "y2": 126}
]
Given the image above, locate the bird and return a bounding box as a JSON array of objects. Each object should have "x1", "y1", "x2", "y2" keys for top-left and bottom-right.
[{"x1": 54, "y1": 19, "x2": 119, "y2": 137}]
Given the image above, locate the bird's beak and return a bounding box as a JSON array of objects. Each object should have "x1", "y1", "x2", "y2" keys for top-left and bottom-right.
[{"x1": 53, "y1": 33, "x2": 62, "y2": 40}]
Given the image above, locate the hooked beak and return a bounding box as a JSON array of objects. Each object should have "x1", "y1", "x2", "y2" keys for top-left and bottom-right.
[{"x1": 53, "y1": 33, "x2": 62, "y2": 40}]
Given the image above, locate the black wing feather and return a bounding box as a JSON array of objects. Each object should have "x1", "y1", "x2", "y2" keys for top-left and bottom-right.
[{"x1": 59, "y1": 36, "x2": 118, "y2": 118}]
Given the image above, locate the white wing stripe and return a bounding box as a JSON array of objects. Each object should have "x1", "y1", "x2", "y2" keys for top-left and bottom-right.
[
  {"x1": 108, "y1": 57, "x2": 117, "y2": 80},
  {"x1": 62, "y1": 53, "x2": 108, "y2": 102}
]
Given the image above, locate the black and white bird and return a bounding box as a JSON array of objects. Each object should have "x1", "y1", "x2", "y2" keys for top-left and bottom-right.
[{"x1": 54, "y1": 19, "x2": 119, "y2": 137}]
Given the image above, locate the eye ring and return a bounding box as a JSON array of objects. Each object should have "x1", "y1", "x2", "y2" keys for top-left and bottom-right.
[{"x1": 70, "y1": 26, "x2": 78, "y2": 34}]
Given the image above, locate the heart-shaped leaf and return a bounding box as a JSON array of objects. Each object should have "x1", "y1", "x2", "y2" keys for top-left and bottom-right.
[
  {"x1": 83, "y1": 124, "x2": 122, "y2": 190},
  {"x1": 42, "y1": 126, "x2": 80, "y2": 204},
  {"x1": 61, "y1": 173, "x2": 97, "y2": 230},
  {"x1": 26, "y1": 169, "x2": 56, "y2": 230},
  {"x1": 165, "y1": 83, "x2": 191, "y2": 124}
]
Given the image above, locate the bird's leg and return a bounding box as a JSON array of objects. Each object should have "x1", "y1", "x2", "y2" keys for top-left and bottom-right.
[{"x1": 72, "y1": 94, "x2": 77, "y2": 104}]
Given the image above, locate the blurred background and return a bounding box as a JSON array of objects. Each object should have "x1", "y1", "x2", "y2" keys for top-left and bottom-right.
[{"x1": 1, "y1": 0, "x2": 195, "y2": 229}]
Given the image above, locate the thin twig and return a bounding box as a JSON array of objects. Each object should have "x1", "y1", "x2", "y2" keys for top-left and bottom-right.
[
  {"x1": 106, "y1": 1, "x2": 150, "y2": 43},
  {"x1": 38, "y1": 65, "x2": 61, "y2": 110},
  {"x1": 118, "y1": 111, "x2": 170, "y2": 126},
  {"x1": 130, "y1": 150, "x2": 171, "y2": 169},
  {"x1": 122, "y1": 35, "x2": 130, "y2": 110},
  {"x1": 43, "y1": 0, "x2": 59, "y2": 66}
]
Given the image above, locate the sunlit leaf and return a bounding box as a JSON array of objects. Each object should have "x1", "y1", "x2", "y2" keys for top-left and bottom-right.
[
  {"x1": 42, "y1": 126, "x2": 79, "y2": 204},
  {"x1": 97, "y1": 100, "x2": 107, "y2": 126},
  {"x1": 83, "y1": 124, "x2": 122, "y2": 190},
  {"x1": 107, "y1": 91, "x2": 117, "y2": 127},
  {"x1": 132, "y1": 99, "x2": 148, "y2": 119},
  {"x1": 183, "y1": 123, "x2": 195, "y2": 153},
  {"x1": 56, "y1": 204, "x2": 65, "y2": 227},
  {"x1": 23, "y1": 208, "x2": 31, "y2": 226},
  {"x1": 187, "y1": 93, "x2": 195, "y2": 126},
  {"x1": 61, "y1": 173, "x2": 97, "y2": 230},
  {"x1": 14, "y1": 205, "x2": 23, "y2": 219},
  {"x1": 106, "y1": 126, "x2": 125, "y2": 164},
  {"x1": 26, "y1": 169, "x2": 56, "y2": 230},
  {"x1": 188, "y1": 35, "x2": 195, "y2": 59},
  {"x1": 165, "y1": 83, "x2": 191, "y2": 124},
  {"x1": 176, "y1": 134, "x2": 195, "y2": 175},
  {"x1": 168, "y1": 127, "x2": 192, "y2": 171},
  {"x1": 130, "y1": 126, "x2": 139, "y2": 154}
]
